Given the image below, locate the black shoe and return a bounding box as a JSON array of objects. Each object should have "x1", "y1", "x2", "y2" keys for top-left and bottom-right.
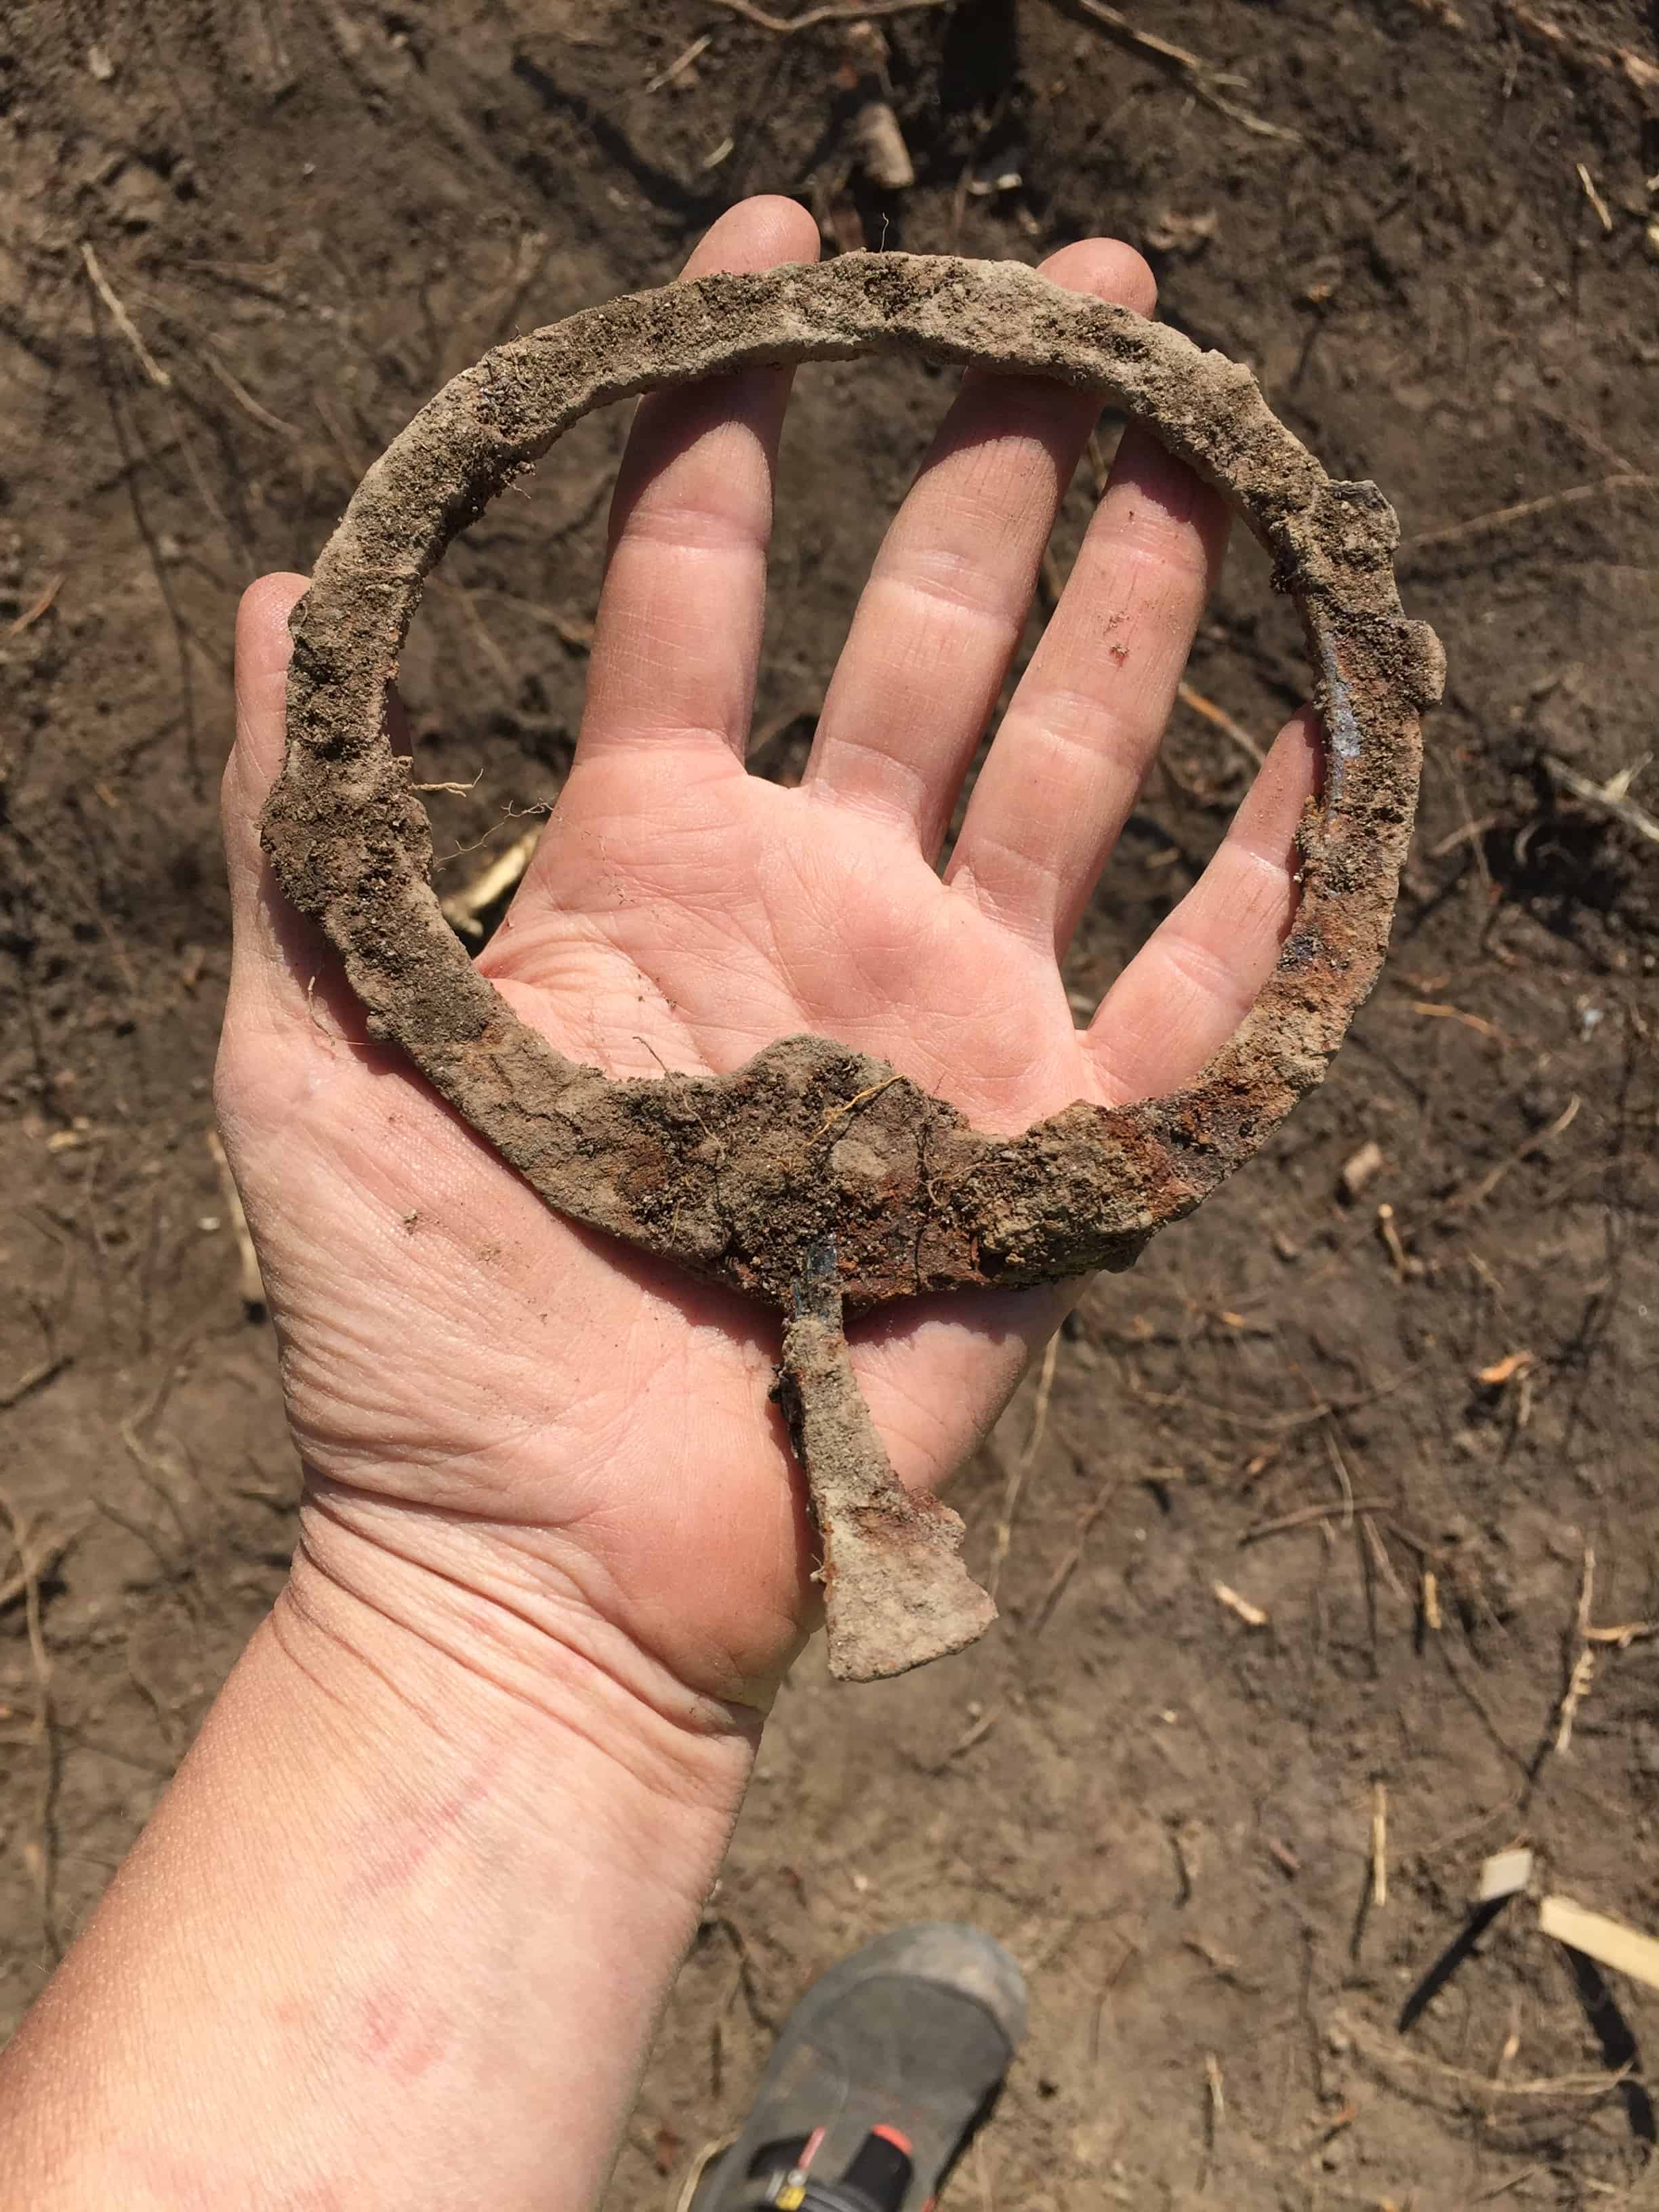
[{"x1": 691, "y1": 1923, "x2": 1027, "y2": 2212}]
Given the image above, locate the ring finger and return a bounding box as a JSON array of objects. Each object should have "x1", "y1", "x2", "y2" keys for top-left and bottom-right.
[
  {"x1": 944, "y1": 425, "x2": 1231, "y2": 953},
  {"x1": 801, "y1": 239, "x2": 1158, "y2": 860}
]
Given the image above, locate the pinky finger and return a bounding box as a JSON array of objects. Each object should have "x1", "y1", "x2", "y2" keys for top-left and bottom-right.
[{"x1": 1084, "y1": 708, "x2": 1322, "y2": 1107}]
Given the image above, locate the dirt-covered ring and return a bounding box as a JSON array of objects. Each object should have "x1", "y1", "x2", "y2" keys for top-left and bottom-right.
[{"x1": 264, "y1": 253, "x2": 1444, "y2": 1315}]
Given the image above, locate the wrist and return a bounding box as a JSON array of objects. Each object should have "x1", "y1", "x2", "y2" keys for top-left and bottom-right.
[
  {"x1": 6, "y1": 1483, "x2": 758, "y2": 2211},
  {"x1": 290, "y1": 1473, "x2": 766, "y2": 1820}
]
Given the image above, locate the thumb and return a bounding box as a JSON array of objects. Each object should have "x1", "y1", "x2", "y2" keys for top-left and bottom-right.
[{"x1": 222, "y1": 571, "x2": 343, "y2": 1044}]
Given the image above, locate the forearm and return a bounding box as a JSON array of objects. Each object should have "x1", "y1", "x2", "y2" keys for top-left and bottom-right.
[{"x1": 1, "y1": 1505, "x2": 757, "y2": 2210}]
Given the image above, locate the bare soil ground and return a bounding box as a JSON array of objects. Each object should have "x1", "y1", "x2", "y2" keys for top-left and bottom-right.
[{"x1": 3, "y1": 2, "x2": 1658, "y2": 2204}]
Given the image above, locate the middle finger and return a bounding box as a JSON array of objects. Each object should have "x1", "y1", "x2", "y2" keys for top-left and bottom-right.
[{"x1": 801, "y1": 239, "x2": 1158, "y2": 860}]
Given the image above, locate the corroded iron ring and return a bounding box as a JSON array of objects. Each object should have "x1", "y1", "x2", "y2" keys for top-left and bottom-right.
[{"x1": 264, "y1": 253, "x2": 1444, "y2": 1313}]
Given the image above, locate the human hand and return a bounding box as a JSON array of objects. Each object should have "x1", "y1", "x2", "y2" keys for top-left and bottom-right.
[{"x1": 218, "y1": 196, "x2": 1317, "y2": 1719}]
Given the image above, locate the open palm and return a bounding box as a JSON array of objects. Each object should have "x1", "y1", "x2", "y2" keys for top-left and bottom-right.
[{"x1": 217, "y1": 198, "x2": 1316, "y2": 1710}]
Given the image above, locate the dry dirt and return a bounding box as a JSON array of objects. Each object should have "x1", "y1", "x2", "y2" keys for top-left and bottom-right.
[{"x1": 3, "y1": 3, "x2": 1659, "y2": 2206}]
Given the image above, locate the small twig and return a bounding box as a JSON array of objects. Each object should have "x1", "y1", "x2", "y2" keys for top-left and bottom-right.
[
  {"x1": 413, "y1": 770, "x2": 484, "y2": 796},
  {"x1": 466, "y1": 590, "x2": 594, "y2": 653},
  {"x1": 1401, "y1": 474, "x2": 1658, "y2": 555},
  {"x1": 202, "y1": 347, "x2": 300, "y2": 438},
  {"x1": 1574, "y1": 161, "x2": 1613, "y2": 236},
  {"x1": 444, "y1": 577, "x2": 517, "y2": 692},
  {"x1": 1553, "y1": 1543, "x2": 1596, "y2": 1757},
  {"x1": 1324, "y1": 1422, "x2": 1357, "y2": 1529},
  {"x1": 1376, "y1": 1203, "x2": 1412, "y2": 1282},
  {"x1": 1123, "y1": 1364, "x2": 1414, "y2": 1435},
  {"x1": 80, "y1": 241, "x2": 171, "y2": 388},
  {"x1": 671, "y1": 2135, "x2": 736, "y2": 2212},
  {"x1": 987, "y1": 1334, "x2": 1059, "y2": 1601},
  {"x1": 1422, "y1": 1568, "x2": 1442, "y2": 1631},
  {"x1": 1049, "y1": 0, "x2": 1299, "y2": 141},
  {"x1": 1408, "y1": 1000, "x2": 1507, "y2": 1042},
  {"x1": 1426, "y1": 813, "x2": 1502, "y2": 859},
  {"x1": 1176, "y1": 679, "x2": 1267, "y2": 769},
  {"x1": 1242, "y1": 1496, "x2": 1396, "y2": 1545},
  {"x1": 1543, "y1": 753, "x2": 1659, "y2": 850},
  {"x1": 439, "y1": 825, "x2": 542, "y2": 938},
  {"x1": 922, "y1": 1703, "x2": 1000, "y2": 1773},
  {"x1": 1203, "y1": 2049, "x2": 1225, "y2": 2159},
  {"x1": 5, "y1": 573, "x2": 65, "y2": 638},
  {"x1": 0, "y1": 1488, "x2": 62, "y2": 1958},
  {"x1": 1586, "y1": 1620, "x2": 1654, "y2": 1649},
  {"x1": 647, "y1": 30, "x2": 712, "y2": 89},
  {"x1": 0, "y1": 1518, "x2": 86, "y2": 1615},
  {"x1": 1028, "y1": 1492, "x2": 1111, "y2": 1637},
  {"x1": 705, "y1": 0, "x2": 951, "y2": 31},
  {"x1": 1362, "y1": 1513, "x2": 1410, "y2": 1604},
  {"x1": 1371, "y1": 1781, "x2": 1389, "y2": 1910},
  {"x1": 1213, "y1": 1580, "x2": 1269, "y2": 1628},
  {"x1": 1437, "y1": 1094, "x2": 1580, "y2": 1218},
  {"x1": 844, "y1": 22, "x2": 915, "y2": 192},
  {"x1": 0, "y1": 1352, "x2": 70, "y2": 1412},
  {"x1": 1342, "y1": 2011, "x2": 1628, "y2": 2101}
]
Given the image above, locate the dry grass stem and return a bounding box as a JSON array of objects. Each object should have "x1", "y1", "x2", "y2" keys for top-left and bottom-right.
[
  {"x1": 1363, "y1": 1514, "x2": 1410, "y2": 1603},
  {"x1": 647, "y1": 31, "x2": 712, "y2": 90},
  {"x1": 1029, "y1": 1493, "x2": 1112, "y2": 1637},
  {"x1": 1176, "y1": 680, "x2": 1267, "y2": 769},
  {"x1": 1344, "y1": 2011, "x2": 1626, "y2": 2102},
  {"x1": 1409, "y1": 1000, "x2": 1506, "y2": 1042},
  {"x1": 1553, "y1": 1543, "x2": 1596, "y2": 1756},
  {"x1": 1585, "y1": 1621, "x2": 1654, "y2": 1649},
  {"x1": 0, "y1": 1352, "x2": 70, "y2": 1412},
  {"x1": 80, "y1": 241, "x2": 171, "y2": 387},
  {"x1": 1371, "y1": 1781, "x2": 1388, "y2": 1909},
  {"x1": 6, "y1": 573, "x2": 64, "y2": 638},
  {"x1": 1213, "y1": 1581, "x2": 1269, "y2": 1628},
  {"x1": 707, "y1": 0, "x2": 951, "y2": 32},
  {"x1": 203, "y1": 347, "x2": 300, "y2": 438},
  {"x1": 1401, "y1": 474, "x2": 1658, "y2": 554},
  {"x1": 670, "y1": 2134, "x2": 736, "y2": 2212},
  {"x1": 1574, "y1": 161, "x2": 1613, "y2": 234},
  {"x1": 0, "y1": 1518, "x2": 86, "y2": 1616},
  {"x1": 1243, "y1": 1496, "x2": 1395, "y2": 1544},
  {"x1": 924, "y1": 1704, "x2": 1001, "y2": 1773},
  {"x1": 1544, "y1": 754, "x2": 1659, "y2": 850},
  {"x1": 987, "y1": 1334, "x2": 1059, "y2": 1601},
  {"x1": 1052, "y1": 0, "x2": 1300, "y2": 141},
  {"x1": 1439, "y1": 1095, "x2": 1580, "y2": 1217},
  {"x1": 0, "y1": 1486, "x2": 62, "y2": 1956},
  {"x1": 440, "y1": 825, "x2": 542, "y2": 939}
]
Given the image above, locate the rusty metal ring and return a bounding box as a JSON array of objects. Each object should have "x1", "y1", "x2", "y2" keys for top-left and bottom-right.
[
  {"x1": 266, "y1": 253, "x2": 1441, "y2": 1310},
  {"x1": 262, "y1": 253, "x2": 1443, "y2": 1679}
]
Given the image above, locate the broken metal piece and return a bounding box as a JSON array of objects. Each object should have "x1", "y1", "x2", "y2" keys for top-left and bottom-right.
[
  {"x1": 262, "y1": 253, "x2": 1443, "y2": 1679},
  {"x1": 776, "y1": 1242, "x2": 998, "y2": 1682}
]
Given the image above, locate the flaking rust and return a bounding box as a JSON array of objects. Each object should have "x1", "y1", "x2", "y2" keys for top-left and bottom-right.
[{"x1": 262, "y1": 254, "x2": 1443, "y2": 1681}]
